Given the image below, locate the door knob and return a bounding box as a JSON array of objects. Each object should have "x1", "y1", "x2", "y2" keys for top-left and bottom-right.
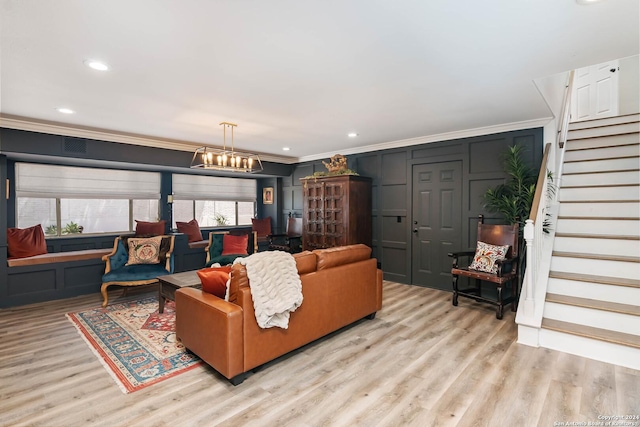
[{"x1": 413, "y1": 229, "x2": 418, "y2": 233}]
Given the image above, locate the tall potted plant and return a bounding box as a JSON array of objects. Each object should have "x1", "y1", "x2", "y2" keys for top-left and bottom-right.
[
  {"x1": 483, "y1": 144, "x2": 538, "y2": 295},
  {"x1": 482, "y1": 144, "x2": 537, "y2": 230}
]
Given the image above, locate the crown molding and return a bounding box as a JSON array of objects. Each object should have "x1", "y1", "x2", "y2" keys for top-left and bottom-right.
[
  {"x1": 296, "y1": 117, "x2": 553, "y2": 163},
  {"x1": 1, "y1": 114, "x2": 553, "y2": 166},
  {"x1": 0, "y1": 114, "x2": 295, "y2": 164}
]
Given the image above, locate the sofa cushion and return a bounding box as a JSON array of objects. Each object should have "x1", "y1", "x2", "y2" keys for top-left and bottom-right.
[
  {"x1": 7, "y1": 224, "x2": 48, "y2": 259},
  {"x1": 134, "y1": 220, "x2": 166, "y2": 236},
  {"x1": 197, "y1": 266, "x2": 232, "y2": 298},
  {"x1": 126, "y1": 236, "x2": 163, "y2": 265},
  {"x1": 293, "y1": 251, "x2": 317, "y2": 275},
  {"x1": 176, "y1": 219, "x2": 202, "y2": 243},
  {"x1": 314, "y1": 244, "x2": 371, "y2": 271},
  {"x1": 102, "y1": 263, "x2": 170, "y2": 282},
  {"x1": 229, "y1": 263, "x2": 250, "y2": 304},
  {"x1": 222, "y1": 234, "x2": 248, "y2": 256}
]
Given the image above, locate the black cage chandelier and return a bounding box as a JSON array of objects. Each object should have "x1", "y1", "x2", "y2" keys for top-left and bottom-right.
[{"x1": 190, "y1": 122, "x2": 263, "y2": 173}]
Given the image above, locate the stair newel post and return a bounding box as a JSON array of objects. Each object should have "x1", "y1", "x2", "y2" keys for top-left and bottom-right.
[{"x1": 522, "y1": 219, "x2": 535, "y2": 316}]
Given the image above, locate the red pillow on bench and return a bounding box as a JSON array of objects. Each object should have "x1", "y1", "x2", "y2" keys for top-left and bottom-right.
[
  {"x1": 7, "y1": 224, "x2": 48, "y2": 259},
  {"x1": 135, "y1": 220, "x2": 166, "y2": 236},
  {"x1": 176, "y1": 219, "x2": 202, "y2": 243}
]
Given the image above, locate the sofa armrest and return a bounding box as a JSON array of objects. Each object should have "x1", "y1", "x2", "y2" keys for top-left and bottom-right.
[{"x1": 175, "y1": 288, "x2": 244, "y2": 380}]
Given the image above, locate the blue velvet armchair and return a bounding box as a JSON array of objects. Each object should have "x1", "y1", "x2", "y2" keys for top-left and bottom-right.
[
  {"x1": 205, "y1": 230, "x2": 258, "y2": 267},
  {"x1": 101, "y1": 235, "x2": 175, "y2": 307}
]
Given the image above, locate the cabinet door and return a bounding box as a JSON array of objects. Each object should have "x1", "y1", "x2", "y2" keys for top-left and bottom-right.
[
  {"x1": 303, "y1": 181, "x2": 325, "y2": 250},
  {"x1": 323, "y1": 181, "x2": 346, "y2": 247}
]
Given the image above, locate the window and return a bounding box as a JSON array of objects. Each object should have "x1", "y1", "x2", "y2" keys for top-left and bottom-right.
[
  {"x1": 16, "y1": 163, "x2": 160, "y2": 236},
  {"x1": 172, "y1": 174, "x2": 256, "y2": 227}
]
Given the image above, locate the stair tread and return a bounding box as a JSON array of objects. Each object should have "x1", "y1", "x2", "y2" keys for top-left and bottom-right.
[
  {"x1": 549, "y1": 271, "x2": 640, "y2": 288},
  {"x1": 567, "y1": 131, "x2": 640, "y2": 141},
  {"x1": 565, "y1": 155, "x2": 640, "y2": 163},
  {"x1": 566, "y1": 142, "x2": 640, "y2": 152},
  {"x1": 563, "y1": 168, "x2": 640, "y2": 176},
  {"x1": 546, "y1": 293, "x2": 640, "y2": 316},
  {"x1": 558, "y1": 200, "x2": 640, "y2": 205},
  {"x1": 542, "y1": 318, "x2": 640, "y2": 349},
  {"x1": 554, "y1": 232, "x2": 640, "y2": 241},
  {"x1": 568, "y1": 113, "x2": 640, "y2": 129},
  {"x1": 542, "y1": 318, "x2": 640, "y2": 348},
  {"x1": 558, "y1": 216, "x2": 639, "y2": 220},
  {"x1": 552, "y1": 251, "x2": 640, "y2": 263},
  {"x1": 561, "y1": 183, "x2": 640, "y2": 189}
]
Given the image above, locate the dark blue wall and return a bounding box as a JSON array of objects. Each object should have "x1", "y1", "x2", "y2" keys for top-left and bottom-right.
[{"x1": 0, "y1": 126, "x2": 543, "y2": 307}]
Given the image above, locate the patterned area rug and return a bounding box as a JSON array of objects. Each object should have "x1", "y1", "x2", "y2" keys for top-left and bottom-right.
[{"x1": 66, "y1": 297, "x2": 203, "y2": 393}]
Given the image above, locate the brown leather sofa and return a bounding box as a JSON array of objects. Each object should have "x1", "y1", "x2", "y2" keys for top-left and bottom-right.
[{"x1": 175, "y1": 244, "x2": 383, "y2": 385}]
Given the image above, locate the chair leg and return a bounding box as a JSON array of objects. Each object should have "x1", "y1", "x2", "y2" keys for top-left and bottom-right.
[
  {"x1": 452, "y1": 275, "x2": 459, "y2": 306},
  {"x1": 101, "y1": 283, "x2": 110, "y2": 308},
  {"x1": 476, "y1": 278, "x2": 482, "y2": 297},
  {"x1": 496, "y1": 285, "x2": 504, "y2": 319},
  {"x1": 511, "y1": 280, "x2": 518, "y2": 312}
]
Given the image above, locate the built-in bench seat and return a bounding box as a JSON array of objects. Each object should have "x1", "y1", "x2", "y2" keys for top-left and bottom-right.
[
  {"x1": 187, "y1": 240, "x2": 208, "y2": 250},
  {"x1": 7, "y1": 249, "x2": 112, "y2": 268}
]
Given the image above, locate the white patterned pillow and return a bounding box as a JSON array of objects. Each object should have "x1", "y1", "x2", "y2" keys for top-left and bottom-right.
[
  {"x1": 126, "y1": 236, "x2": 163, "y2": 265},
  {"x1": 468, "y1": 241, "x2": 509, "y2": 274}
]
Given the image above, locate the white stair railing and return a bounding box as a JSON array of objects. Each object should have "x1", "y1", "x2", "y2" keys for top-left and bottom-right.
[{"x1": 517, "y1": 71, "x2": 573, "y2": 337}]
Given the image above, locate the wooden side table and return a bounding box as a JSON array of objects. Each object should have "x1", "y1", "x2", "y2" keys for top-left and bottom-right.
[{"x1": 157, "y1": 270, "x2": 201, "y2": 313}]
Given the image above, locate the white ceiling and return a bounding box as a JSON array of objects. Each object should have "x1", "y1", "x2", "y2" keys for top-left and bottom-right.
[{"x1": 1, "y1": 0, "x2": 638, "y2": 163}]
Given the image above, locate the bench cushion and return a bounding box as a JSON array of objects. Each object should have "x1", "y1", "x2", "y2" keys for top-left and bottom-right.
[
  {"x1": 7, "y1": 249, "x2": 111, "y2": 267},
  {"x1": 102, "y1": 264, "x2": 170, "y2": 283}
]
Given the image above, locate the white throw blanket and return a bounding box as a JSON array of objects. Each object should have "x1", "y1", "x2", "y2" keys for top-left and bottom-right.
[{"x1": 233, "y1": 251, "x2": 303, "y2": 329}]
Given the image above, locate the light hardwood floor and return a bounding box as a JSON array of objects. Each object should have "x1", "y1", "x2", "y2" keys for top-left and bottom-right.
[{"x1": 1, "y1": 281, "x2": 638, "y2": 427}]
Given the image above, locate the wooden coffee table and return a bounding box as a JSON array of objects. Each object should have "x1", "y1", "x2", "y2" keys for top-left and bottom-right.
[{"x1": 157, "y1": 270, "x2": 201, "y2": 313}]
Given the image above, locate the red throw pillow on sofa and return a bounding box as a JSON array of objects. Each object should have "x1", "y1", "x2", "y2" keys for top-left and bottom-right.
[
  {"x1": 135, "y1": 220, "x2": 166, "y2": 236},
  {"x1": 221, "y1": 234, "x2": 249, "y2": 255},
  {"x1": 197, "y1": 266, "x2": 232, "y2": 298},
  {"x1": 7, "y1": 224, "x2": 48, "y2": 259},
  {"x1": 176, "y1": 219, "x2": 202, "y2": 242}
]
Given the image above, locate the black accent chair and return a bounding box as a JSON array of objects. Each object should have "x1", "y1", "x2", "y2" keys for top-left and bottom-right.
[
  {"x1": 268, "y1": 217, "x2": 303, "y2": 253},
  {"x1": 448, "y1": 215, "x2": 519, "y2": 319}
]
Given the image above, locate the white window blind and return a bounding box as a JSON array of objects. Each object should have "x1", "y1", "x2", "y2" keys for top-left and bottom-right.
[
  {"x1": 172, "y1": 174, "x2": 257, "y2": 202},
  {"x1": 16, "y1": 163, "x2": 161, "y2": 199}
]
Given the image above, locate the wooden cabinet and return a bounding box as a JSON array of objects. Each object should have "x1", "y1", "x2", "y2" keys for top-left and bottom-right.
[{"x1": 301, "y1": 175, "x2": 372, "y2": 251}]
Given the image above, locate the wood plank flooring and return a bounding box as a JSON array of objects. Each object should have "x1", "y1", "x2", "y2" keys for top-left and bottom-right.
[{"x1": 1, "y1": 281, "x2": 638, "y2": 427}]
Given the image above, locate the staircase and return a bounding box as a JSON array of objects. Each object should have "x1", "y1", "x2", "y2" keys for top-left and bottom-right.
[{"x1": 538, "y1": 113, "x2": 640, "y2": 370}]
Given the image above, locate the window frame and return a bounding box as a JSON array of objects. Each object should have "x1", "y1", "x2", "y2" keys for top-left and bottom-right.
[{"x1": 15, "y1": 163, "x2": 162, "y2": 237}]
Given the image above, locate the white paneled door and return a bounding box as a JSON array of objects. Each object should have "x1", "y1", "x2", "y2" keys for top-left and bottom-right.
[{"x1": 571, "y1": 60, "x2": 619, "y2": 122}]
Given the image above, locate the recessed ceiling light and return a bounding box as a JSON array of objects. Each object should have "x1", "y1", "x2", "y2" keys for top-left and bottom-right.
[
  {"x1": 575, "y1": 0, "x2": 603, "y2": 4},
  {"x1": 282, "y1": 147, "x2": 291, "y2": 151},
  {"x1": 84, "y1": 59, "x2": 109, "y2": 71},
  {"x1": 348, "y1": 133, "x2": 358, "y2": 138},
  {"x1": 57, "y1": 107, "x2": 75, "y2": 114}
]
